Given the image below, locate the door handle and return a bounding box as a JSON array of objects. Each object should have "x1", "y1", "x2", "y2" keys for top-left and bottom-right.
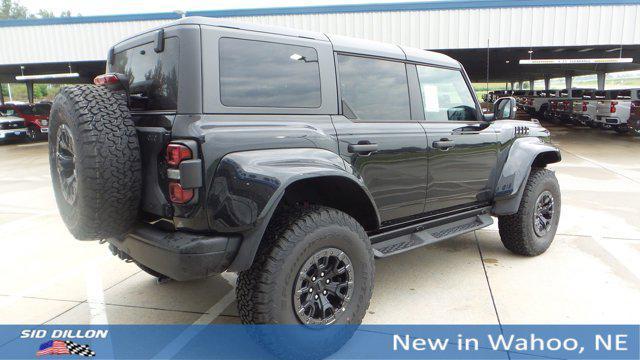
[
  {"x1": 348, "y1": 142, "x2": 378, "y2": 154},
  {"x1": 433, "y1": 139, "x2": 455, "y2": 150}
]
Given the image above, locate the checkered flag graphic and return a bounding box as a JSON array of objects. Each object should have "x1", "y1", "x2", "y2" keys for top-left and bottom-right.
[{"x1": 65, "y1": 341, "x2": 96, "y2": 357}]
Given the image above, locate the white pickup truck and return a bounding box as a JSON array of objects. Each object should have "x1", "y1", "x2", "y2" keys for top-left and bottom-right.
[
  {"x1": 595, "y1": 89, "x2": 640, "y2": 133},
  {"x1": 571, "y1": 90, "x2": 608, "y2": 128},
  {"x1": 526, "y1": 90, "x2": 558, "y2": 117}
]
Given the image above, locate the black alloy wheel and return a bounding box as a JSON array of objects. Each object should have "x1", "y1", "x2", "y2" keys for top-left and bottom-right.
[
  {"x1": 55, "y1": 124, "x2": 77, "y2": 205},
  {"x1": 293, "y1": 247, "x2": 354, "y2": 325},
  {"x1": 533, "y1": 190, "x2": 555, "y2": 237}
]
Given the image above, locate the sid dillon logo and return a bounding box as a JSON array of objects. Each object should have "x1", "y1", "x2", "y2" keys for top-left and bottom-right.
[{"x1": 36, "y1": 340, "x2": 96, "y2": 357}]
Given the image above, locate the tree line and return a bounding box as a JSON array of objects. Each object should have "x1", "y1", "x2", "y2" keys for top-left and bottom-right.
[{"x1": 1, "y1": 0, "x2": 75, "y2": 19}]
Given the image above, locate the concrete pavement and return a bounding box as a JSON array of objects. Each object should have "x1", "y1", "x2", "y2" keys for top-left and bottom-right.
[{"x1": 0, "y1": 123, "x2": 638, "y2": 326}]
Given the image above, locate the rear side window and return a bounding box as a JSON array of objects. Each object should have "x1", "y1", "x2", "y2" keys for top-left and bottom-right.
[
  {"x1": 111, "y1": 37, "x2": 179, "y2": 111},
  {"x1": 416, "y1": 65, "x2": 477, "y2": 121},
  {"x1": 616, "y1": 90, "x2": 631, "y2": 99},
  {"x1": 337, "y1": 55, "x2": 410, "y2": 120},
  {"x1": 219, "y1": 38, "x2": 321, "y2": 108}
]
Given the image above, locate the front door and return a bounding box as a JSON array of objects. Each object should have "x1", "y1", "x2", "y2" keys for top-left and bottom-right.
[
  {"x1": 332, "y1": 54, "x2": 428, "y2": 224},
  {"x1": 414, "y1": 64, "x2": 499, "y2": 213}
]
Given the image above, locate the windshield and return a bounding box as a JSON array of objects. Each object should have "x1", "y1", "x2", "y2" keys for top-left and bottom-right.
[{"x1": 34, "y1": 104, "x2": 51, "y2": 115}]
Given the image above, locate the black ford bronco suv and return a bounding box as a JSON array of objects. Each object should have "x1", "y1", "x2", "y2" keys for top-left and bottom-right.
[{"x1": 49, "y1": 17, "x2": 561, "y2": 326}]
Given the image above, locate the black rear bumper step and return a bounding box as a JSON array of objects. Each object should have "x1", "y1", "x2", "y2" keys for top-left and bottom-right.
[
  {"x1": 107, "y1": 224, "x2": 241, "y2": 281},
  {"x1": 371, "y1": 211, "x2": 493, "y2": 258}
]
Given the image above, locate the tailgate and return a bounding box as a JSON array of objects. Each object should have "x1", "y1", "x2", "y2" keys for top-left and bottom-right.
[{"x1": 596, "y1": 100, "x2": 613, "y2": 116}]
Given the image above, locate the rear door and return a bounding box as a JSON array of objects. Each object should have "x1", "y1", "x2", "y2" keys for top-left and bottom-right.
[
  {"x1": 332, "y1": 54, "x2": 428, "y2": 224},
  {"x1": 414, "y1": 64, "x2": 499, "y2": 213}
]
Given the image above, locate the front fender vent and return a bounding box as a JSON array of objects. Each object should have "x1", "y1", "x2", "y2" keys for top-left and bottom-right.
[{"x1": 515, "y1": 126, "x2": 530, "y2": 136}]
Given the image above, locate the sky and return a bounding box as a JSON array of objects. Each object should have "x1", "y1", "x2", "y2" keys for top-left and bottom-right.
[{"x1": 17, "y1": 0, "x2": 429, "y2": 17}]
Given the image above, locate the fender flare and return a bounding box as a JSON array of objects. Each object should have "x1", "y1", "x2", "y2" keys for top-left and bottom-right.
[
  {"x1": 492, "y1": 137, "x2": 561, "y2": 216},
  {"x1": 206, "y1": 148, "x2": 380, "y2": 272}
]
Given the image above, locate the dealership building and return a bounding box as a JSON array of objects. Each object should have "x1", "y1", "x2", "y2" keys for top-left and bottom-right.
[{"x1": 0, "y1": 0, "x2": 639, "y2": 102}]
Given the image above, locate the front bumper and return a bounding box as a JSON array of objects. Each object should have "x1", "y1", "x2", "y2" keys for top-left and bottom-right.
[
  {"x1": 107, "y1": 224, "x2": 241, "y2": 281},
  {"x1": 0, "y1": 128, "x2": 27, "y2": 140}
]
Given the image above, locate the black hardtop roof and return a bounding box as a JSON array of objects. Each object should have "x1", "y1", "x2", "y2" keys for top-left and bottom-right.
[{"x1": 114, "y1": 16, "x2": 460, "y2": 68}]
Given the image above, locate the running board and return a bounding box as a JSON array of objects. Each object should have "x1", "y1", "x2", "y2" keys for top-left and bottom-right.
[{"x1": 371, "y1": 213, "x2": 493, "y2": 258}]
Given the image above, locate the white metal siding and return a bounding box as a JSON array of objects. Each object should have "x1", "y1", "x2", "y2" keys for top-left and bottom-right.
[
  {"x1": 0, "y1": 20, "x2": 168, "y2": 65},
  {"x1": 0, "y1": 4, "x2": 638, "y2": 65}
]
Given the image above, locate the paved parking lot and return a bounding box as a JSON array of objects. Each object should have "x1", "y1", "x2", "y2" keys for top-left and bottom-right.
[{"x1": 1, "y1": 124, "x2": 639, "y2": 326}]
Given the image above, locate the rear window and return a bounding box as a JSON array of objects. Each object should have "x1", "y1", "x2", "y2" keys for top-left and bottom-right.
[
  {"x1": 615, "y1": 90, "x2": 631, "y2": 100},
  {"x1": 572, "y1": 90, "x2": 586, "y2": 97},
  {"x1": 219, "y1": 38, "x2": 321, "y2": 108},
  {"x1": 594, "y1": 91, "x2": 607, "y2": 99},
  {"x1": 111, "y1": 37, "x2": 179, "y2": 111}
]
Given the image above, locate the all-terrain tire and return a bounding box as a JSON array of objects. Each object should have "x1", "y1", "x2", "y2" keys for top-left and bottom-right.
[
  {"x1": 236, "y1": 206, "x2": 374, "y2": 358},
  {"x1": 48, "y1": 85, "x2": 141, "y2": 240},
  {"x1": 498, "y1": 168, "x2": 561, "y2": 256},
  {"x1": 237, "y1": 205, "x2": 374, "y2": 324}
]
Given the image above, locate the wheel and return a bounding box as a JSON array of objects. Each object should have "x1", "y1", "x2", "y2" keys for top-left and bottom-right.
[
  {"x1": 588, "y1": 121, "x2": 599, "y2": 129},
  {"x1": 26, "y1": 126, "x2": 38, "y2": 142},
  {"x1": 48, "y1": 85, "x2": 141, "y2": 240},
  {"x1": 633, "y1": 128, "x2": 640, "y2": 137},
  {"x1": 498, "y1": 168, "x2": 561, "y2": 256},
  {"x1": 614, "y1": 125, "x2": 629, "y2": 134},
  {"x1": 236, "y1": 206, "x2": 374, "y2": 358}
]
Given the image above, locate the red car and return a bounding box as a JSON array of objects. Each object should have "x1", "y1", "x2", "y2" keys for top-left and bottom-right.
[{"x1": 0, "y1": 103, "x2": 50, "y2": 141}]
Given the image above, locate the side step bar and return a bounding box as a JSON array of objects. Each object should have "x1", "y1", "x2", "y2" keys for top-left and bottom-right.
[{"x1": 371, "y1": 212, "x2": 493, "y2": 258}]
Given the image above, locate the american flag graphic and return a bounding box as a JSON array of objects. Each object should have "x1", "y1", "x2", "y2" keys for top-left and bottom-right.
[
  {"x1": 36, "y1": 340, "x2": 70, "y2": 356},
  {"x1": 36, "y1": 340, "x2": 96, "y2": 357}
]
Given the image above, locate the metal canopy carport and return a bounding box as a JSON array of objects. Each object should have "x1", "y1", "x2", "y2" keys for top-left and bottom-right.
[
  {"x1": 1, "y1": 0, "x2": 639, "y2": 102},
  {"x1": 442, "y1": 45, "x2": 640, "y2": 84}
]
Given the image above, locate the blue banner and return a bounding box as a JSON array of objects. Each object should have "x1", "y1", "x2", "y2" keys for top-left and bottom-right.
[{"x1": 0, "y1": 325, "x2": 637, "y2": 359}]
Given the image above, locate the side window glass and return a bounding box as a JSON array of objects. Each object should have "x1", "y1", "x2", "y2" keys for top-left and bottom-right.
[
  {"x1": 219, "y1": 38, "x2": 321, "y2": 108},
  {"x1": 337, "y1": 55, "x2": 410, "y2": 121},
  {"x1": 416, "y1": 65, "x2": 478, "y2": 121}
]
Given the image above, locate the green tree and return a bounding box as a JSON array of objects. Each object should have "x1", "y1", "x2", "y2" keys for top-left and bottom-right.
[
  {"x1": 0, "y1": 0, "x2": 74, "y2": 19},
  {"x1": 36, "y1": 9, "x2": 54, "y2": 18},
  {"x1": 0, "y1": 0, "x2": 29, "y2": 19}
]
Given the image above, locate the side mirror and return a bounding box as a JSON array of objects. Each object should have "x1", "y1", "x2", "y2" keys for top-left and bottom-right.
[{"x1": 493, "y1": 97, "x2": 518, "y2": 120}]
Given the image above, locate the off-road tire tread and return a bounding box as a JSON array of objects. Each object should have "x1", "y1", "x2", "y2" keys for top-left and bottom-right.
[
  {"x1": 49, "y1": 85, "x2": 141, "y2": 240},
  {"x1": 236, "y1": 205, "x2": 374, "y2": 325},
  {"x1": 498, "y1": 168, "x2": 557, "y2": 256}
]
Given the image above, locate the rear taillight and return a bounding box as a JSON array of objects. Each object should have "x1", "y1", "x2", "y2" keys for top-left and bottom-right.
[
  {"x1": 168, "y1": 182, "x2": 194, "y2": 204},
  {"x1": 582, "y1": 101, "x2": 588, "y2": 112},
  {"x1": 610, "y1": 101, "x2": 618, "y2": 113},
  {"x1": 165, "y1": 143, "x2": 193, "y2": 204},
  {"x1": 94, "y1": 74, "x2": 120, "y2": 86},
  {"x1": 166, "y1": 143, "x2": 192, "y2": 167}
]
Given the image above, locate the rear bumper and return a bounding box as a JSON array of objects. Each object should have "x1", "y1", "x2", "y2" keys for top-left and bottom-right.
[
  {"x1": 597, "y1": 116, "x2": 620, "y2": 124},
  {"x1": 107, "y1": 224, "x2": 241, "y2": 281}
]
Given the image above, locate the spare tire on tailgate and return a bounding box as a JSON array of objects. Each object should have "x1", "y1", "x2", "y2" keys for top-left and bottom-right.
[{"x1": 49, "y1": 85, "x2": 141, "y2": 240}]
